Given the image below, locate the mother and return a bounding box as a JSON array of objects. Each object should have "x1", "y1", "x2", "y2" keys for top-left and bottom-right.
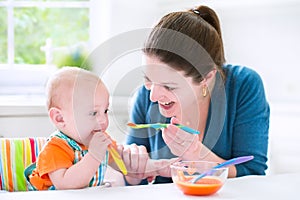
[{"x1": 123, "y1": 5, "x2": 269, "y2": 185}]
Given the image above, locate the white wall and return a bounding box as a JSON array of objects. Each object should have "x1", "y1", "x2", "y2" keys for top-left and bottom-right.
[
  {"x1": 218, "y1": 2, "x2": 300, "y2": 103},
  {"x1": 90, "y1": 0, "x2": 300, "y2": 104}
]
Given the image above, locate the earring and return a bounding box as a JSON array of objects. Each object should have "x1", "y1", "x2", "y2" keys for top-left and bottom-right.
[{"x1": 202, "y1": 85, "x2": 208, "y2": 97}]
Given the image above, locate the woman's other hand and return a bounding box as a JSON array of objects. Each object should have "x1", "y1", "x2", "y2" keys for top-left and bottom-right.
[
  {"x1": 121, "y1": 143, "x2": 178, "y2": 185},
  {"x1": 162, "y1": 117, "x2": 202, "y2": 160},
  {"x1": 121, "y1": 144, "x2": 149, "y2": 185}
]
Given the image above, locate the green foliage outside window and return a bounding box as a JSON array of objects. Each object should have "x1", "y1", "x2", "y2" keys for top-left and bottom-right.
[
  {"x1": 0, "y1": 8, "x2": 7, "y2": 64},
  {"x1": 53, "y1": 42, "x2": 92, "y2": 71},
  {"x1": 1, "y1": 6, "x2": 89, "y2": 68}
]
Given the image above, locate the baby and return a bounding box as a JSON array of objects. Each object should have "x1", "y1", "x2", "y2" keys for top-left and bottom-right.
[{"x1": 25, "y1": 67, "x2": 119, "y2": 190}]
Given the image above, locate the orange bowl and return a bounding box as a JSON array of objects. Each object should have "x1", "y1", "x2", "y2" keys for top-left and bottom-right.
[{"x1": 170, "y1": 161, "x2": 228, "y2": 196}]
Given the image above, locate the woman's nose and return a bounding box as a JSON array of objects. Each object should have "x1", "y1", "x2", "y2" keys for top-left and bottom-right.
[{"x1": 149, "y1": 84, "x2": 164, "y2": 102}]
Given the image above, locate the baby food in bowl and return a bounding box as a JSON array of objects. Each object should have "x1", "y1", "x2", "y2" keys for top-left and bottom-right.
[{"x1": 170, "y1": 161, "x2": 228, "y2": 196}]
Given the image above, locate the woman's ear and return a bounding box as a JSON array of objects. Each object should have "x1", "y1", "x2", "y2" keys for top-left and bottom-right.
[
  {"x1": 205, "y1": 69, "x2": 217, "y2": 81},
  {"x1": 202, "y1": 69, "x2": 217, "y2": 86},
  {"x1": 49, "y1": 107, "x2": 65, "y2": 128}
]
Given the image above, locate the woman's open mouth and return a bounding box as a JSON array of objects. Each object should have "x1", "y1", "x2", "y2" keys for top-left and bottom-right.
[{"x1": 159, "y1": 101, "x2": 175, "y2": 110}]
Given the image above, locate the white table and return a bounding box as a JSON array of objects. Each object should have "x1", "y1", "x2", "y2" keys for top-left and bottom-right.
[{"x1": 1, "y1": 173, "x2": 299, "y2": 200}]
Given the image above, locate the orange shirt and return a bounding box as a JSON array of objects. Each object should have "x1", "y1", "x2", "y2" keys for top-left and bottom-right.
[{"x1": 29, "y1": 137, "x2": 88, "y2": 190}]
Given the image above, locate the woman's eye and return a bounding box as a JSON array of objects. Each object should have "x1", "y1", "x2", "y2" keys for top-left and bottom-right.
[
  {"x1": 144, "y1": 77, "x2": 152, "y2": 90},
  {"x1": 164, "y1": 85, "x2": 176, "y2": 91},
  {"x1": 144, "y1": 82, "x2": 151, "y2": 90},
  {"x1": 90, "y1": 111, "x2": 97, "y2": 116}
]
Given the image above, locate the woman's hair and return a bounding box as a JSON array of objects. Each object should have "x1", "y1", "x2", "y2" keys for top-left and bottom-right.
[{"x1": 143, "y1": 5, "x2": 225, "y2": 82}]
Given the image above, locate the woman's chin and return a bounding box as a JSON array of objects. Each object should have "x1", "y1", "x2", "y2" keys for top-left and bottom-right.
[{"x1": 159, "y1": 107, "x2": 177, "y2": 118}]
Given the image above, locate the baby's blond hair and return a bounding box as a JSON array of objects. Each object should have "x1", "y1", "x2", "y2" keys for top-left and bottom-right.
[{"x1": 46, "y1": 67, "x2": 102, "y2": 110}]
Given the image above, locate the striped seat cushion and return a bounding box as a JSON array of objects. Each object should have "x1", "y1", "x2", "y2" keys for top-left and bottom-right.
[{"x1": 0, "y1": 137, "x2": 46, "y2": 192}]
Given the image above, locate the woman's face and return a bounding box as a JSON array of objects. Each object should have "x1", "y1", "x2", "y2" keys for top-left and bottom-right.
[{"x1": 143, "y1": 56, "x2": 203, "y2": 122}]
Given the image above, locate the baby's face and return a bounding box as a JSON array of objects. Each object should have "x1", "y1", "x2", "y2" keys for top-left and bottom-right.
[{"x1": 62, "y1": 80, "x2": 110, "y2": 146}]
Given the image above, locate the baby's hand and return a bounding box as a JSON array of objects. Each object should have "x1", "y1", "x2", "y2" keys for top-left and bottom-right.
[{"x1": 88, "y1": 131, "x2": 111, "y2": 162}]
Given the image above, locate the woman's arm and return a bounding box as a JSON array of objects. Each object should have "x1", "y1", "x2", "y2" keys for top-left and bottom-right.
[
  {"x1": 124, "y1": 87, "x2": 152, "y2": 185},
  {"x1": 231, "y1": 68, "x2": 269, "y2": 176}
]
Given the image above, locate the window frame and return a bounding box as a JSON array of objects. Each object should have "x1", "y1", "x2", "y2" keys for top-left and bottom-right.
[{"x1": 0, "y1": 0, "x2": 103, "y2": 96}]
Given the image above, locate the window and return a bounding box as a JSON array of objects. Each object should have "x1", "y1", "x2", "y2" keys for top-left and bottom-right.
[{"x1": 0, "y1": 0, "x2": 91, "y2": 95}]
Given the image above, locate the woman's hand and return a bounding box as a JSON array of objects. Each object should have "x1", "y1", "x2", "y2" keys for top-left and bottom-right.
[
  {"x1": 162, "y1": 117, "x2": 202, "y2": 160},
  {"x1": 120, "y1": 143, "x2": 178, "y2": 185},
  {"x1": 146, "y1": 157, "x2": 179, "y2": 178},
  {"x1": 120, "y1": 143, "x2": 150, "y2": 185}
]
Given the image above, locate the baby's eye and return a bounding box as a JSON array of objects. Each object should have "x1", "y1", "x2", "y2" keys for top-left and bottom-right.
[
  {"x1": 104, "y1": 109, "x2": 109, "y2": 114},
  {"x1": 89, "y1": 111, "x2": 98, "y2": 116}
]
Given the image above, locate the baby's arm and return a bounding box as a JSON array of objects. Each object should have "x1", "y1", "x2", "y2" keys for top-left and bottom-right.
[
  {"x1": 49, "y1": 132, "x2": 111, "y2": 189},
  {"x1": 48, "y1": 153, "x2": 102, "y2": 189}
]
